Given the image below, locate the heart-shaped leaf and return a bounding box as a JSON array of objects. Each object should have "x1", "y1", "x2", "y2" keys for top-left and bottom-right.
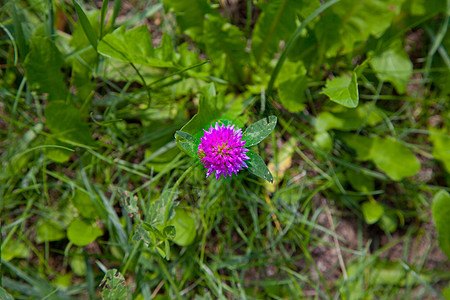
[
  {"x1": 67, "y1": 219, "x2": 103, "y2": 246},
  {"x1": 361, "y1": 201, "x2": 384, "y2": 224},
  {"x1": 322, "y1": 72, "x2": 359, "y2": 108}
]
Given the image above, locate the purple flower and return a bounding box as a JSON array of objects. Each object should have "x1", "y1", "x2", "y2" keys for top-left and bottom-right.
[{"x1": 198, "y1": 122, "x2": 250, "y2": 180}]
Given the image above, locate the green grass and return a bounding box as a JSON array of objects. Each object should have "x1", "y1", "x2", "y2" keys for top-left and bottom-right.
[{"x1": 1, "y1": 0, "x2": 450, "y2": 299}]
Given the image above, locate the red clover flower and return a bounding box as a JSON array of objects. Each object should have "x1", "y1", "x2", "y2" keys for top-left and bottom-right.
[{"x1": 198, "y1": 122, "x2": 250, "y2": 180}]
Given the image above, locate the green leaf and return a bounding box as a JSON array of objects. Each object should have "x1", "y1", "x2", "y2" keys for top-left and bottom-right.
[
  {"x1": 36, "y1": 218, "x2": 66, "y2": 243},
  {"x1": 70, "y1": 252, "x2": 86, "y2": 276},
  {"x1": 340, "y1": 134, "x2": 421, "y2": 181},
  {"x1": 429, "y1": 127, "x2": 450, "y2": 173},
  {"x1": 0, "y1": 287, "x2": 14, "y2": 300},
  {"x1": 314, "y1": 102, "x2": 383, "y2": 132},
  {"x1": 432, "y1": 190, "x2": 450, "y2": 259},
  {"x1": 379, "y1": 212, "x2": 398, "y2": 233},
  {"x1": 322, "y1": 73, "x2": 359, "y2": 108},
  {"x1": 100, "y1": 269, "x2": 128, "y2": 300},
  {"x1": 167, "y1": 208, "x2": 196, "y2": 246},
  {"x1": 148, "y1": 190, "x2": 176, "y2": 227},
  {"x1": 98, "y1": 25, "x2": 174, "y2": 68},
  {"x1": 315, "y1": 0, "x2": 405, "y2": 57},
  {"x1": 174, "y1": 131, "x2": 199, "y2": 158},
  {"x1": 346, "y1": 169, "x2": 375, "y2": 192},
  {"x1": 44, "y1": 137, "x2": 73, "y2": 163},
  {"x1": 243, "y1": 116, "x2": 277, "y2": 147},
  {"x1": 72, "y1": 0, "x2": 98, "y2": 50},
  {"x1": 24, "y1": 37, "x2": 67, "y2": 101},
  {"x1": 361, "y1": 201, "x2": 384, "y2": 224},
  {"x1": 72, "y1": 189, "x2": 98, "y2": 219},
  {"x1": 45, "y1": 101, "x2": 95, "y2": 148},
  {"x1": 370, "y1": 42, "x2": 413, "y2": 94},
  {"x1": 203, "y1": 14, "x2": 248, "y2": 84},
  {"x1": 163, "y1": 225, "x2": 176, "y2": 241},
  {"x1": 67, "y1": 219, "x2": 103, "y2": 246},
  {"x1": 161, "y1": 0, "x2": 212, "y2": 40},
  {"x1": 278, "y1": 61, "x2": 308, "y2": 112},
  {"x1": 2, "y1": 240, "x2": 31, "y2": 261},
  {"x1": 370, "y1": 136, "x2": 421, "y2": 181},
  {"x1": 246, "y1": 150, "x2": 273, "y2": 183},
  {"x1": 178, "y1": 83, "x2": 221, "y2": 138},
  {"x1": 252, "y1": 0, "x2": 319, "y2": 63}
]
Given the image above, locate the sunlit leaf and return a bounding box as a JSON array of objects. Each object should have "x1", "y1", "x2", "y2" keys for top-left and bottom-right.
[
  {"x1": 432, "y1": 190, "x2": 450, "y2": 259},
  {"x1": 339, "y1": 134, "x2": 421, "y2": 181},
  {"x1": 361, "y1": 201, "x2": 384, "y2": 224},
  {"x1": 67, "y1": 219, "x2": 103, "y2": 246},
  {"x1": 429, "y1": 127, "x2": 450, "y2": 173},
  {"x1": 370, "y1": 42, "x2": 412, "y2": 94},
  {"x1": 322, "y1": 73, "x2": 359, "y2": 108},
  {"x1": 167, "y1": 208, "x2": 196, "y2": 246}
]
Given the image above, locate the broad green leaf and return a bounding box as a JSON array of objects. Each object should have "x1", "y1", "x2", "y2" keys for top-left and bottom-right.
[
  {"x1": 36, "y1": 218, "x2": 66, "y2": 243},
  {"x1": 98, "y1": 25, "x2": 174, "y2": 68},
  {"x1": 246, "y1": 150, "x2": 273, "y2": 183},
  {"x1": 408, "y1": 0, "x2": 447, "y2": 16},
  {"x1": 370, "y1": 42, "x2": 412, "y2": 94},
  {"x1": 24, "y1": 37, "x2": 67, "y2": 101},
  {"x1": 278, "y1": 61, "x2": 308, "y2": 112},
  {"x1": 44, "y1": 137, "x2": 73, "y2": 163},
  {"x1": 432, "y1": 190, "x2": 450, "y2": 259},
  {"x1": 313, "y1": 132, "x2": 333, "y2": 153},
  {"x1": 167, "y1": 208, "x2": 197, "y2": 246},
  {"x1": 346, "y1": 169, "x2": 375, "y2": 192},
  {"x1": 70, "y1": 252, "x2": 86, "y2": 276},
  {"x1": 429, "y1": 127, "x2": 450, "y2": 173},
  {"x1": 315, "y1": 0, "x2": 405, "y2": 57},
  {"x1": 45, "y1": 101, "x2": 95, "y2": 148},
  {"x1": 179, "y1": 83, "x2": 221, "y2": 138},
  {"x1": 174, "y1": 131, "x2": 199, "y2": 158},
  {"x1": 72, "y1": 189, "x2": 98, "y2": 219},
  {"x1": 379, "y1": 212, "x2": 398, "y2": 233},
  {"x1": 361, "y1": 201, "x2": 384, "y2": 224},
  {"x1": 339, "y1": 133, "x2": 374, "y2": 161},
  {"x1": 370, "y1": 136, "x2": 420, "y2": 181},
  {"x1": 322, "y1": 73, "x2": 359, "y2": 108},
  {"x1": 252, "y1": 0, "x2": 320, "y2": 63},
  {"x1": 243, "y1": 116, "x2": 277, "y2": 147},
  {"x1": 203, "y1": 14, "x2": 248, "y2": 84},
  {"x1": 161, "y1": 0, "x2": 212, "y2": 40},
  {"x1": 340, "y1": 134, "x2": 421, "y2": 181},
  {"x1": 72, "y1": 0, "x2": 98, "y2": 50},
  {"x1": 2, "y1": 240, "x2": 31, "y2": 261},
  {"x1": 315, "y1": 102, "x2": 383, "y2": 132},
  {"x1": 67, "y1": 219, "x2": 103, "y2": 246}
]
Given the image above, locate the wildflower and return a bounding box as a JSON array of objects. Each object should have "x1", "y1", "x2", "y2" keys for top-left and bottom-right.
[{"x1": 198, "y1": 122, "x2": 250, "y2": 180}]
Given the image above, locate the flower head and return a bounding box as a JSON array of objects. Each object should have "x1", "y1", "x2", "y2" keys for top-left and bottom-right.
[{"x1": 198, "y1": 122, "x2": 250, "y2": 180}]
